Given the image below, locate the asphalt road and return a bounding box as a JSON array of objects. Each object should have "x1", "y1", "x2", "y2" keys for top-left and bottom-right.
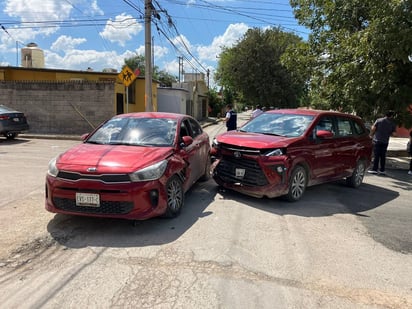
[{"x1": 0, "y1": 116, "x2": 411, "y2": 309}]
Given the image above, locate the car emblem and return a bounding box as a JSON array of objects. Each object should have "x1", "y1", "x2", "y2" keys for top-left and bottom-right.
[
  {"x1": 233, "y1": 151, "x2": 242, "y2": 158},
  {"x1": 87, "y1": 167, "x2": 97, "y2": 172}
]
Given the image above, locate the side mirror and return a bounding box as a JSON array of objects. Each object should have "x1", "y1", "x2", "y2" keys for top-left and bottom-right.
[
  {"x1": 81, "y1": 133, "x2": 90, "y2": 141},
  {"x1": 180, "y1": 135, "x2": 193, "y2": 147},
  {"x1": 316, "y1": 130, "x2": 334, "y2": 139}
]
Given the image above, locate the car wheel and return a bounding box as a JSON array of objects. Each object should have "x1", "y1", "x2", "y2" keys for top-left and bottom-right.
[
  {"x1": 200, "y1": 154, "x2": 211, "y2": 181},
  {"x1": 346, "y1": 160, "x2": 366, "y2": 188},
  {"x1": 286, "y1": 166, "x2": 307, "y2": 202},
  {"x1": 5, "y1": 133, "x2": 17, "y2": 140},
  {"x1": 163, "y1": 175, "x2": 184, "y2": 218}
]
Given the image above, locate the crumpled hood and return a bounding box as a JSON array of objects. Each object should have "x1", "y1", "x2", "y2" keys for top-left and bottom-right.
[
  {"x1": 56, "y1": 143, "x2": 173, "y2": 173},
  {"x1": 216, "y1": 131, "x2": 299, "y2": 149}
]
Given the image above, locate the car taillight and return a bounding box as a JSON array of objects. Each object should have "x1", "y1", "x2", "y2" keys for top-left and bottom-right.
[{"x1": 0, "y1": 115, "x2": 10, "y2": 120}]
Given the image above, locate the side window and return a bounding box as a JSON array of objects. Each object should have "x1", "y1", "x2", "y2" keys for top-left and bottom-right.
[
  {"x1": 353, "y1": 120, "x2": 366, "y2": 135},
  {"x1": 180, "y1": 120, "x2": 190, "y2": 139},
  {"x1": 187, "y1": 118, "x2": 203, "y2": 138},
  {"x1": 316, "y1": 116, "x2": 334, "y2": 134},
  {"x1": 336, "y1": 117, "x2": 354, "y2": 137}
]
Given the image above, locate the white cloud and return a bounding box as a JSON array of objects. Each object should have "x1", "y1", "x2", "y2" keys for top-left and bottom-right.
[
  {"x1": 99, "y1": 13, "x2": 143, "y2": 47},
  {"x1": 0, "y1": 1, "x2": 247, "y2": 83},
  {"x1": 88, "y1": 0, "x2": 104, "y2": 16},
  {"x1": 50, "y1": 35, "x2": 86, "y2": 52},
  {"x1": 154, "y1": 46, "x2": 169, "y2": 59},
  {"x1": 4, "y1": 0, "x2": 72, "y2": 36},
  {"x1": 45, "y1": 49, "x2": 128, "y2": 71},
  {"x1": 4, "y1": 0, "x2": 72, "y2": 20},
  {"x1": 130, "y1": 45, "x2": 169, "y2": 61},
  {"x1": 197, "y1": 23, "x2": 249, "y2": 62},
  {"x1": 163, "y1": 59, "x2": 179, "y2": 76},
  {"x1": 171, "y1": 34, "x2": 192, "y2": 52},
  {"x1": 152, "y1": 24, "x2": 248, "y2": 81},
  {"x1": 135, "y1": 46, "x2": 145, "y2": 56}
]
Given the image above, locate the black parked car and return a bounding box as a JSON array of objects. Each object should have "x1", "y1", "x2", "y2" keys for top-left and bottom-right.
[{"x1": 0, "y1": 105, "x2": 29, "y2": 139}]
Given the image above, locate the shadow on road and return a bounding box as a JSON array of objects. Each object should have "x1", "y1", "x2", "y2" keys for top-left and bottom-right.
[
  {"x1": 217, "y1": 171, "x2": 412, "y2": 254},
  {"x1": 47, "y1": 169, "x2": 411, "y2": 253},
  {"x1": 47, "y1": 180, "x2": 217, "y2": 249},
  {"x1": 216, "y1": 180, "x2": 400, "y2": 217}
]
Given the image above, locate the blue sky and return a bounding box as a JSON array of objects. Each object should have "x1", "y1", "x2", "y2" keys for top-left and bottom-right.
[{"x1": 0, "y1": 0, "x2": 309, "y2": 86}]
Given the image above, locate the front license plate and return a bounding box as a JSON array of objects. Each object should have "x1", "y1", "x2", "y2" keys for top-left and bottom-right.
[
  {"x1": 235, "y1": 168, "x2": 245, "y2": 178},
  {"x1": 76, "y1": 193, "x2": 100, "y2": 207}
]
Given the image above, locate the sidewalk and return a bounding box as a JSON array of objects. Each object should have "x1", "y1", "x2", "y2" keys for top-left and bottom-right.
[{"x1": 385, "y1": 137, "x2": 410, "y2": 171}]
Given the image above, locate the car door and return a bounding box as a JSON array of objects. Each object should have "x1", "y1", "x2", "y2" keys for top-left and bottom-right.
[
  {"x1": 179, "y1": 118, "x2": 206, "y2": 187},
  {"x1": 187, "y1": 118, "x2": 209, "y2": 181},
  {"x1": 334, "y1": 117, "x2": 359, "y2": 175},
  {"x1": 309, "y1": 116, "x2": 338, "y2": 180}
]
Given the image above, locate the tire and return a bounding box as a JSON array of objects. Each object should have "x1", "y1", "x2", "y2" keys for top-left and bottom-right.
[
  {"x1": 346, "y1": 160, "x2": 366, "y2": 188},
  {"x1": 163, "y1": 175, "x2": 184, "y2": 218},
  {"x1": 199, "y1": 154, "x2": 211, "y2": 181},
  {"x1": 286, "y1": 166, "x2": 307, "y2": 202},
  {"x1": 5, "y1": 133, "x2": 17, "y2": 140}
]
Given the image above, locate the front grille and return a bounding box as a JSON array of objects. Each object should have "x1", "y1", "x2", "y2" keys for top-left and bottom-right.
[
  {"x1": 57, "y1": 171, "x2": 130, "y2": 183},
  {"x1": 220, "y1": 143, "x2": 261, "y2": 155},
  {"x1": 216, "y1": 155, "x2": 268, "y2": 186},
  {"x1": 53, "y1": 197, "x2": 134, "y2": 215}
]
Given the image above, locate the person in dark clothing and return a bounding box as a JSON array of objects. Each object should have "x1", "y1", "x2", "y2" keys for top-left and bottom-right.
[
  {"x1": 368, "y1": 111, "x2": 397, "y2": 175},
  {"x1": 224, "y1": 104, "x2": 237, "y2": 131}
]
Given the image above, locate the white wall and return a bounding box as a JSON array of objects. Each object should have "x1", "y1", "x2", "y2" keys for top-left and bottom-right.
[{"x1": 157, "y1": 88, "x2": 188, "y2": 114}]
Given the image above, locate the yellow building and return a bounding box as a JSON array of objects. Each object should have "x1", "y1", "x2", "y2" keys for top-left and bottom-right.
[{"x1": 0, "y1": 66, "x2": 158, "y2": 114}]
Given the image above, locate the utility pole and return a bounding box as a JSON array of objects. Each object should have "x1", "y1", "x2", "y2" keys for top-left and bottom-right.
[
  {"x1": 145, "y1": 0, "x2": 153, "y2": 111},
  {"x1": 178, "y1": 56, "x2": 183, "y2": 83}
]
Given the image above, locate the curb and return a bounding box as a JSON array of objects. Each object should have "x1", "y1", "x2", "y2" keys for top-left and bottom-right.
[
  {"x1": 386, "y1": 156, "x2": 410, "y2": 171},
  {"x1": 21, "y1": 134, "x2": 82, "y2": 141}
]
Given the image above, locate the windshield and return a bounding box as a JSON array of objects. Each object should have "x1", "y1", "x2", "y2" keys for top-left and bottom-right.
[
  {"x1": 241, "y1": 113, "x2": 314, "y2": 137},
  {"x1": 87, "y1": 117, "x2": 177, "y2": 146}
]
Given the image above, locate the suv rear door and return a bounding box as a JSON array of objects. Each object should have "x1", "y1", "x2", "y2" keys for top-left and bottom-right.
[{"x1": 335, "y1": 116, "x2": 366, "y2": 175}]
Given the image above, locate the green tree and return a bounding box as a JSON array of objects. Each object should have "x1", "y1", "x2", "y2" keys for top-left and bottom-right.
[
  {"x1": 288, "y1": 0, "x2": 412, "y2": 126},
  {"x1": 124, "y1": 55, "x2": 146, "y2": 75},
  {"x1": 156, "y1": 70, "x2": 178, "y2": 87},
  {"x1": 207, "y1": 88, "x2": 224, "y2": 117},
  {"x1": 215, "y1": 27, "x2": 307, "y2": 109},
  {"x1": 123, "y1": 55, "x2": 178, "y2": 87}
]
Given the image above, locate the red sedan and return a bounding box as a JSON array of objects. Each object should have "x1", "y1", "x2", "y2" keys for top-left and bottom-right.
[
  {"x1": 211, "y1": 109, "x2": 372, "y2": 201},
  {"x1": 46, "y1": 112, "x2": 210, "y2": 220}
]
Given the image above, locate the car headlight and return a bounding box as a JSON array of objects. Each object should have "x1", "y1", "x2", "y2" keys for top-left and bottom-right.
[
  {"x1": 265, "y1": 148, "x2": 284, "y2": 156},
  {"x1": 129, "y1": 160, "x2": 168, "y2": 182},
  {"x1": 47, "y1": 157, "x2": 59, "y2": 177},
  {"x1": 212, "y1": 137, "x2": 219, "y2": 148}
]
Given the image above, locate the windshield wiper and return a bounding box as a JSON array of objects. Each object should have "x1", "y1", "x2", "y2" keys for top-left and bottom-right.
[
  {"x1": 107, "y1": 141, "x2": 149, "y2": 146},
  {"x1": 259, "y1": 132, "x2": 282, "y2": 136},
  {"x1": 85, "y1": 140, "x2": 103, "y2": 144}
]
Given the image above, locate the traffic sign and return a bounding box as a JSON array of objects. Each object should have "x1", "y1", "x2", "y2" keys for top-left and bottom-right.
[{"x1": 118, "y1": 66, "x2": 136, "y2": 87}]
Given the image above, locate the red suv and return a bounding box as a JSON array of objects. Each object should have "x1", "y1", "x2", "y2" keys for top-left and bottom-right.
[{"x1": 211, "y1": 109, "x2": 372, "y2": 201}]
